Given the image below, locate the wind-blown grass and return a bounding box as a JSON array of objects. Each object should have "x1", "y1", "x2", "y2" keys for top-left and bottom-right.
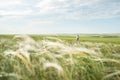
[{"x1": 0, "y1": 35, "x2": 120, "y2": 80}]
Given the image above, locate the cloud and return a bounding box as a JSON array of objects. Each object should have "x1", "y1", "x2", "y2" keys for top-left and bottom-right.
[
  {"x1": 0, "y1": 0, "x2": 23, "y2": 7},
  {"x1": 0, "y1": 19, "x2": 56, "y2": 34},
  {"x1": 35, "y1": 0, "x2": 70, "y2": 14},
  {"x1": 35, "y1": 0, "x2": 99, "y2": 14},
  {"x1": 27, "y1": 20, "x2": 55, "y2": 28},
  {"x1": 0, "y1": 9, "x2": 32, "y2": 16},
  {"x1": 35, "y1": 0, "x2": 120, "y2": 19},
  {"x1": 0, "y1": 0, "x2": 32, "y2": 17},
  {"x1": 0, "y1": 0, "x2": 120, "y2": 19}
]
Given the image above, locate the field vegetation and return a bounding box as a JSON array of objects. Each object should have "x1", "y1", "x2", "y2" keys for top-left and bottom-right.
[{"x1": 0, "y1": 34, "x2": 120, "y2": 80}]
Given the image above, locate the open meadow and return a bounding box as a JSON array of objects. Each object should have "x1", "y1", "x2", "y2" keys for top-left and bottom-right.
[{"x1": 0, "y1": 34, "x2": 120, "y2": 80}]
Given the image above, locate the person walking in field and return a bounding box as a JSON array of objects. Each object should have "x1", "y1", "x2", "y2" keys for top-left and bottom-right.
[{"x1": 76, "y1": 34, "x2": 80, "y2": 41}]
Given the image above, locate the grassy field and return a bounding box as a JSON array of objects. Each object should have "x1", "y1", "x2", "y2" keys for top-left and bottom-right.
[
  {"x1": 29, "y1": 34, "x2": 120, "y2": 44},
  {"x1": 0, "y1": 34, "x2": 120, "y2": 80}
]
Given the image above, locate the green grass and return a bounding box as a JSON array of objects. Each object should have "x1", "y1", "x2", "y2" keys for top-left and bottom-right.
[
  {"x1": 0, "y1": 34, "x2": 120, "y2": 80},
  {"x1": 56, "y1": 35, "x2": 120, "y2": 44},
  {"x1": 29, "y1": 34, "x2": 120, "y2": 44}
]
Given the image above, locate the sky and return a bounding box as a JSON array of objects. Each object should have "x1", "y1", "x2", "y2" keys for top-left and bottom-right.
[{"x1": 0, "y1": 0, "x2": 120, "y2": 34}]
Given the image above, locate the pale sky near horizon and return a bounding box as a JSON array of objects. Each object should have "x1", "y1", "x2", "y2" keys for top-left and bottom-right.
[{"x1": 0, "y1": 0, "x2": 120, "y2": 34}]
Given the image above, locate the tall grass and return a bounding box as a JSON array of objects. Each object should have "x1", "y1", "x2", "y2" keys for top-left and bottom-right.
[{"x1": 0, "y1": 35, "x2": 120, "y2": 80}]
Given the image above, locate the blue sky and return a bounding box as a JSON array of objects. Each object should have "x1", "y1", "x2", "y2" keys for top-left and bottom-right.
[{"x1": 0, "y1": 0, "x2": 120, "y2": 34}]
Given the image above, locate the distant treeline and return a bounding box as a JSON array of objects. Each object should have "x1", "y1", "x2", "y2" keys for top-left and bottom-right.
[{"x1": 90, "y1": 35, "x2": 120, "y2": 38}]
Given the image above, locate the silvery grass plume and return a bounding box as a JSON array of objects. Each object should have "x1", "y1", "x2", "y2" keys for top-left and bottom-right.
[
  {"x1": 4, "y1": 35, "x2": 101, "y2": 66},
  {"x1": 102, "y1": 71, "x2": 120, "y2": 80},
  {"x1": 0, "y1": 72, "x2": 21, "y2": 80},
  {"x1": 45, "y1": 37, "x2": 63, "y2": 43},
  {"x1": 4, "y1": 35, "x2": 38, "y2": 73},
  {"x1": 43, "y1": 62, "x2": 64, "y2": 76},
  {"x1": 2, "y1": 35, "x2": 120, "y2": 80},
  {"x1": 13, "y1": 34, "x2": 36, "y2": 44},
  {"x1": 40, "y1": 39, "x2": 96, "y2": 65},
  {"x1": 12, "y1": 35, "x2": 37, "y2": 61}
]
